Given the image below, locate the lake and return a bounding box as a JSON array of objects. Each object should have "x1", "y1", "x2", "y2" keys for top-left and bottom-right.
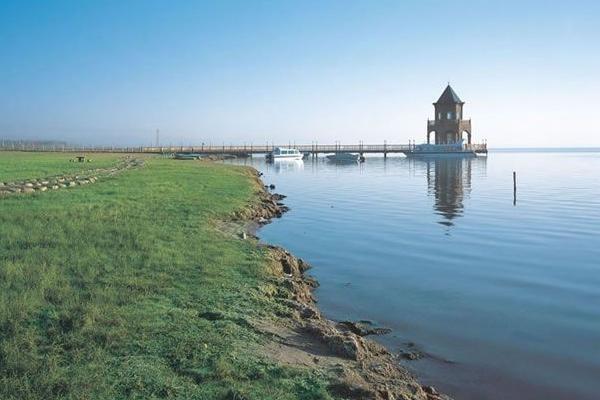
[{"x1": 231, "y1": 151, "x2": 600, "y2": 400}]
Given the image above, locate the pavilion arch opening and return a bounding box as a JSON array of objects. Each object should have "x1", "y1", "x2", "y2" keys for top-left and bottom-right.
[
  {"x1": 461, "y1": 130, "x2": 472, "y2": 145},
  {"x1": 427, "y1": 130, "x2": 436, "y2": 144},
  {"x1": 444, "y1": 131, "x2": 456, "y2": 144}
]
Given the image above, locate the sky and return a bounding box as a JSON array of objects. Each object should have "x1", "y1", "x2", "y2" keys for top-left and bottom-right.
[{"x1": 1, "y1": 0, "x2": 599, "y2": 147}]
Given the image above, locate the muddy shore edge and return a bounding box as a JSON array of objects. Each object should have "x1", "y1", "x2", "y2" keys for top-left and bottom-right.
[{"x1": 233, "y1": 168, "x2": 450, "y2": 400}]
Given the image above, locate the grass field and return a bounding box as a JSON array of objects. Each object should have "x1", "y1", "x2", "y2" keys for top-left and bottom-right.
[
  {"x1": 0, "y1": 154, "x2": 332, "y2": 400},
  {"x1": 0, "y1": 151, "x2": 123, "y2": 182}
]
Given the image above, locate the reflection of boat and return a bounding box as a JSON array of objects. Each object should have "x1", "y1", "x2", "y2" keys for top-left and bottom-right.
[
  {"x1": 174, "y1": 153, "x2": 202, "y2": 160},
  {"x1": 266, "y1": 147, "x2": 303, "y2": 161},
  {"x1": 326, "y1": 153, "x2": 361, "y2": 163},
  {"x1": 271, "y1": 159, "x2": 304, "y2": 173}
]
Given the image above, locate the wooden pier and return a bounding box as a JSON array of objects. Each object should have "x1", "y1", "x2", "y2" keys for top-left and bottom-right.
[{"x1": 0, "y1": 142, "x2": 488, "y2": 157}]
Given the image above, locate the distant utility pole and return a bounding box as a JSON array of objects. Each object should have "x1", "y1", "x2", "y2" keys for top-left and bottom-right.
[{"x1": 155, "y1": 129, "x2": 160, "y2": 147}]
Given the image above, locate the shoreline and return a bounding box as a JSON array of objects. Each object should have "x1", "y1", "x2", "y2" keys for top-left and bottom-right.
[{"x1": 237, "y1": 168, "x2": 449, "y2": 400}]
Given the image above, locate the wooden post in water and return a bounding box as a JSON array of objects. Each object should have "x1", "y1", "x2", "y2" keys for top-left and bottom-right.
[{"x1": 513, "y1": 171, "x2": 517, "y2": 205}]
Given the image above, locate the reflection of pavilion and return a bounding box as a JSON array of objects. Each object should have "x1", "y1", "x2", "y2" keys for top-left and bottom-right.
[{"x1": 421, "y1": 157, "x2": 486, "y2": 227}]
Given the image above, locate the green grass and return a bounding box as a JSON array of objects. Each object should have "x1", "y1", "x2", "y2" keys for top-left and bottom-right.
[
  {"x1": 0, "y1": 156, "x2": 333, "y2": 400},
  {"x1": 0, "y1": 151, "x2": 123, "y2": 182}
]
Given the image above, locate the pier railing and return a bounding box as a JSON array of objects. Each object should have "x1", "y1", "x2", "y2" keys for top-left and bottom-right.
[{"x1": 0, "y1": 142, "x2": 487, "y2": 154}]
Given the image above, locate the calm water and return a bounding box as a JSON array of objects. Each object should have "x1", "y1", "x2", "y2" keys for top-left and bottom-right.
[{"x1": 231, "y1": 151, "x2": 600, "y2": 400}]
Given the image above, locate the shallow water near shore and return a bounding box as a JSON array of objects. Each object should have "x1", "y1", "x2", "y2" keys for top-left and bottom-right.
[{"x1": 230, "y1": 151, "x2": 600, "y2": 400}]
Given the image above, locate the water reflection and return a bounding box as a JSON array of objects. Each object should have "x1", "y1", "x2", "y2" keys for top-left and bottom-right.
[
  {"x1": 414, "y1": 157, "x2": 486, "y2": 227},
  {"x1": 265, "y1": 159, "x2": 304, "y2": 173}
]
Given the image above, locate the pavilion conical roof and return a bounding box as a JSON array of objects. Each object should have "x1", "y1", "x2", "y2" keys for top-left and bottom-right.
[{"x1": 436, "y1": 84, "x2": 463, "y2": 104}]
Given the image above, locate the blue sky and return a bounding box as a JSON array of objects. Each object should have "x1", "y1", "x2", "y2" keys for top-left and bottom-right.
[{"x1": 1, "y1": 0, "x2": 599, "y2": 146}]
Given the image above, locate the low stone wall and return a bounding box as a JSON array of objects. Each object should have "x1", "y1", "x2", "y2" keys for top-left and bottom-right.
[{"x1": 0, "y1": 157, "x2": 143, "y2": 198}]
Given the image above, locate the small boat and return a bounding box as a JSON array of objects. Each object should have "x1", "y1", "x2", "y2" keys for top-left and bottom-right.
[
  {"x1": 266, "y1": 147, "x2": 303, "y2": 161},
  {"x1": 326, "y1": 152, "x2": 361, "y2": 163}
]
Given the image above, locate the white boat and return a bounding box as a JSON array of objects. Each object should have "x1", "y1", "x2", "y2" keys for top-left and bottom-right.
[
  {"x1": 266, "y1": 147, "x2": 303, "y2": 161},
  {"x1": 326, "y1": 152, "x2": 361, "y2": 163}
]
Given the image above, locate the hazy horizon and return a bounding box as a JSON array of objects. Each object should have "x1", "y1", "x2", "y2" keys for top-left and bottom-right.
[{"x1": 2, "y1": 1, "x2": 599, "y2": 147}]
